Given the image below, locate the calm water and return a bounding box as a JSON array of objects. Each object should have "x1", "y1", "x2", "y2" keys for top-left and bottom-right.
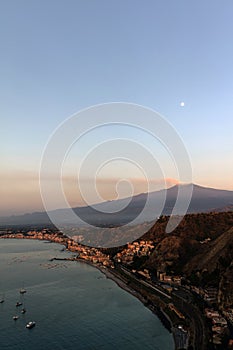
[{"x1": 0, "y1": 239, "x2": 174, "y2": 350}]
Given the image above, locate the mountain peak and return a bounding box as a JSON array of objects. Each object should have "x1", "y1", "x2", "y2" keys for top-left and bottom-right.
[{"x1": 1, "y1": 184, "x2": 233, "y2": 226}]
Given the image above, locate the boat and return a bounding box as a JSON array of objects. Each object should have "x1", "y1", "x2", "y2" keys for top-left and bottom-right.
[
  {"x1": 21, "y1": 298, "x2": 26, "y2": 313},
  {"x1": 13, "y1": 315, "x2": 19, "y2": 320},
  {"x1": 26, "y1": 321, "x2": 36, "y2": 329},
  {"x1": 16, "y1": 301, "x2": 22, "y2": 307},
  {"x1": 20, "y1": 285, "x2": 27, "y2": 294}
]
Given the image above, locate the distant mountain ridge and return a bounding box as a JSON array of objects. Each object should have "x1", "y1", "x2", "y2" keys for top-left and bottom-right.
[{"x1": 1, "y1": 184, "x2": 233, "y2": 226}]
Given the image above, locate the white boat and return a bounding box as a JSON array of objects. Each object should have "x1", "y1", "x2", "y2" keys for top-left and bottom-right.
[
  {"x1": 13, "y1": 315, "x2": 19, "y2": 320},
  {"x1": 20, "y1": 287, "x2": 27, "y2": 294},
  {"x1": 26, "y1": 321, "x2": 36, "y2": 329}
]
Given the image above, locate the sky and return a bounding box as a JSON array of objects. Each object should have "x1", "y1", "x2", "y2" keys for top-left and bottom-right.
[{"x1": 1, "y1": 0, "x2": 233, "y2": 215}]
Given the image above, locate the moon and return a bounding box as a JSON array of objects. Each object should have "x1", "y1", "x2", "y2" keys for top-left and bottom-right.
[{"x1": 180, "y1": 101, "x2": 185, "y2": 107}]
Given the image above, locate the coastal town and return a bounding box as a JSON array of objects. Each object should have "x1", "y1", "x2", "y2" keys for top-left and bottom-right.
[{"x1": 0, "y1": 227, "x2": 232, "y2": 350}]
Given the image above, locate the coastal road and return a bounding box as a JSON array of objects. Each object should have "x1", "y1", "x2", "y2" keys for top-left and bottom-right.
[
  {"x1": 140, "y1": 280, "x2": 172, "y2": 300},
  {"x1": 173, "y1": 327, "x2": 189, "y2": 350},
  {"x1": 119, "y1": 265, "x2": 208, "y2": 350},
  {"x1": 120, "y1": 266, "x2": 171, "y2": 300},
  {"x1": 172, "y1": 292, "x2": 208, "y2": 350}
]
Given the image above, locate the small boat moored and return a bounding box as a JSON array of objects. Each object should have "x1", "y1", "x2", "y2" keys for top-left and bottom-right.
[
  {"x1": 21, "y1": 308, "x2": 26, "y2": 314},
  {"x1": 20, "y1": 288, "x2": 27, "y2": 294},
  {"x1": 16, "y1": 301, "x2": 22, "y2": 307},
  {"x1": 20, "y1": 283, "x2": 27, "y2": 294},
  {"x1": 26, "y1": 321, "x2": 36, "y2": 329},
  {"x1": 13, "y1": 315, "x2": 19, "y2": 320}
]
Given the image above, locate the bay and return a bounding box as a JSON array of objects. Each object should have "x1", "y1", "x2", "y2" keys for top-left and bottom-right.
[{"x1": 0, "y1": 239, "x2": 174, "y2": 349}]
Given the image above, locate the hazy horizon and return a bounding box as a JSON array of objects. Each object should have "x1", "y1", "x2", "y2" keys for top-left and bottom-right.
[
  {"x1": 1, "y1": 182, "x2": 233, "y2": 217},
  {"x1": 1, "y1": 1, "x2": 233, "y2": 216}
]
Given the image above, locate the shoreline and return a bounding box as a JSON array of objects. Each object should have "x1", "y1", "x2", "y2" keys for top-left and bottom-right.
[
  {"x1": 70, "y1": 258, "x2": 175, "y2": 347},
  {"x1": 97, "y1": 265, "x2": 173, "y2": 331},
  {"x1": 1, "y1": 235, "x2": 176, "y2": 348},
  {"x1": 53, "y1": 256, "x2": 173, "y2": 330}
]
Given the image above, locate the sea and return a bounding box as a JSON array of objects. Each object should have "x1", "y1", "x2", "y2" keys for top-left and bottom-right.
[{"x1": 0, "y1": 239, "x2": 174, "y2": 350}]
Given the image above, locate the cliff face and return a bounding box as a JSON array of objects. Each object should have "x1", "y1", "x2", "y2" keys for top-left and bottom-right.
[
  {"x1": 145, "y1": 235, "x2": 199, "y2": 273},
  {"x1": 144, "y1": 211, "x2": 233, "y2": 242},
  {"x1": 183, "y1": 227, "x2": 233, "y2": 309},
  {"x1": 134, "y1": 212, "x2": 233, "y2": 308},
  {"x1": 183, "y1": 226, "x2": 233, "y2": 274},
  {"x1": 142, "y1": 212, "x2": 233, "y2": 274}
]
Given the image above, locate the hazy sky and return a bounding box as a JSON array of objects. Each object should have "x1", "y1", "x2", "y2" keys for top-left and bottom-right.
[{"x1": 1, "y1": 0, "x2": 233, "y2": 215}]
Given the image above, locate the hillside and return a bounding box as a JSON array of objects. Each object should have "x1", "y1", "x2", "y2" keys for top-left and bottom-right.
[
  {"x1": 142, "y1": 211, "x2": 233, "y2": 271},
  {"x1": 143, "y1": 211, "x2": 233, "y2": 242},
  {"x1": 134, "y1": 212, "x2": 233, "y2": 309},
  {"x1": 183, "y1": 226, "x2": 233, "y2": 274}
]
